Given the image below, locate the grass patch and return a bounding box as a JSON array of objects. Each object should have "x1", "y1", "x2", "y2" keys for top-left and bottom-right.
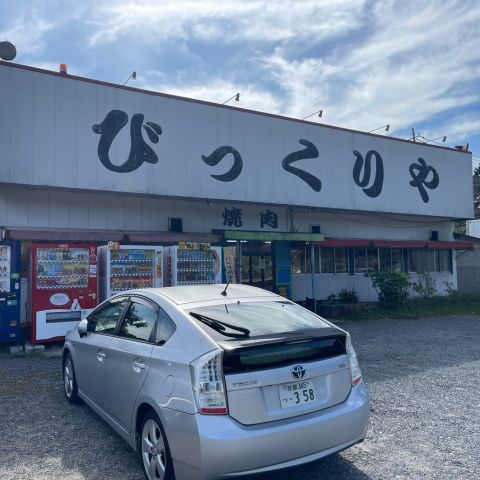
[{"x1": 340, "y1": 294, "x2": 480, "y2": 320}]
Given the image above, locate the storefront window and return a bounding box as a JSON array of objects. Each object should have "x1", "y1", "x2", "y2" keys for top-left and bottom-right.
[
  {"x1": 407, "y1": 249, "x2": 444, "y2": 272},
  {"x1": 392, "y1": 248, "x2": 403, "y2": 272},
  {"x1": 408, "y1": 250, "x2": 428, "y2": 272},
  {"x1": 354, "y1": 248, "x2": 367, "y2": 274},
  {"x1": 438, "y1": 250, "x2": 452, "y2": 272},
  {"x1": 290, "y1": 245, "x2": 311, "y2": 274},
  {"x1": 320, "y1": 248, "x2": 335, "y2": 273},
  {"x1": 379, "y1": 248, "x2": 391, "y2": 271},
  {"x1": 290, "y1": 247, "x2": 304, "y2": 274},
  {"x1": 335, "y1": 248, "x2": 349, "y2": 274},
  {"x1": 367, "y1": 248, "x2": 379, "y2": 271},
  {"x1": 291, "y1": 245, "x2": 450, "y2": 276}
]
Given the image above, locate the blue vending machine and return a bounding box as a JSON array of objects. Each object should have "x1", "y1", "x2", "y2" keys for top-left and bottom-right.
[{"x1": 0, "y1": 242, "x2": 21, "y2": 344}]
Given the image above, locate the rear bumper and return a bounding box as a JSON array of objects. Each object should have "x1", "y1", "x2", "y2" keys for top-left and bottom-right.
[{"x1": 164, "y1": 382, "x2": 370, "y2": 480}]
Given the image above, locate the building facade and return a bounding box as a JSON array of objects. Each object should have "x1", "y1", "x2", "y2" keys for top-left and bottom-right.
[{"x1": 0, "y1": 60, "x2": 474, "y2": 310}]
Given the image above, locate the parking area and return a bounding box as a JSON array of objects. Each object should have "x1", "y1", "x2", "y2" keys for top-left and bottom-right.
[{"x1": 0, "y1": 315, "x2": 479, "y2": 480}]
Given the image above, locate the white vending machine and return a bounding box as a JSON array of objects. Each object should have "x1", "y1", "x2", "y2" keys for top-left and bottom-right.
[
  {"x1": 98, "y1": 244, "x2": 164, "y2": 300},
  {"x1": 167, "y1": 244, "x2": 223, "y2": 286}
]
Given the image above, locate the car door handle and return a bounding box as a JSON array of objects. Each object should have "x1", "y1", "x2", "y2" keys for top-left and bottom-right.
[
  {"x1": 133, "y1": 360, "x2": 146, "y2": 371},
  {"x1": 97, "y1": 352, "x2": 106, "y2": 361}
]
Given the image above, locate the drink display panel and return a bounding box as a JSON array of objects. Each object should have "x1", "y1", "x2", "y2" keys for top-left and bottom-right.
[
  {"x1": 109, "y1": 248, "x2": 160, "y2": 293},
  {"x1": 36, "y1": 248, "x2": 89, "y2": 289},
  {"x1": 176, "y1": 249, "x2": 217, "y2": 285},
  {"x1": 0, "y1": 246, "x2": 11, "y2": 292}
]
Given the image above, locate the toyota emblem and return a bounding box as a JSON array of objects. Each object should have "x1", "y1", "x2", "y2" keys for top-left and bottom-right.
[{"x1": 291, "y1": 365, "x2": 306, "y2": 379}]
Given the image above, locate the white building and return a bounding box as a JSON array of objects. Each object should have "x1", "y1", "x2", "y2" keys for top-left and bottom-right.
[{"x1": 0, "y1": 60, "x2": 474, "y2": 304}]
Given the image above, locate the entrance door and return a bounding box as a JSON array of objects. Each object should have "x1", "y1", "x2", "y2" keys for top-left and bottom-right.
[{"x1": 241, "y1": 255, "x2": 274, "y2": 292}]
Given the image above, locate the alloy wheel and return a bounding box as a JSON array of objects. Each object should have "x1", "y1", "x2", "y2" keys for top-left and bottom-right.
[
  {"x1": 142, "y1": 418, "x2": 167, "y2": 480},
  {"x1": 64, "y1": 357, "x2": 74, "y2": 398}
]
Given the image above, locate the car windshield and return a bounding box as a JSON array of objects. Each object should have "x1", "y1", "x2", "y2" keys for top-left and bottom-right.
[{"x1": 189, "y1": 301, "x2": 331, "y2": 337}]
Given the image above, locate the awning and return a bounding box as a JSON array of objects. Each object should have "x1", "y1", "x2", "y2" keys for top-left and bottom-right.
[
  {"x1": 7, "y1": 228, "x2": 221, "y2": 244},
  {"x1": 315, "y1": 239, "x2": 371, "y2": 247},
  {"x1": 223, "y1": 231, "x2": 325, "y2": 241},
  {"x1": 427, "y1": 241, "x2": 473, "y2": 250},
  {"x1": 373, "y1": 240, "x2": 427, "y2": 248},
  {"x1": 8, "y1": 229, "x2": 124, "y2": 242},
  {"x1": 129, "y1": 232, "x2": 221, "y2": 244}
]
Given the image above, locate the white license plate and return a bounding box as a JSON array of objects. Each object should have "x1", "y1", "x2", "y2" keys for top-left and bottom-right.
[{"x1": 279, "y1": 380, "x2": 316, "y2": 408}]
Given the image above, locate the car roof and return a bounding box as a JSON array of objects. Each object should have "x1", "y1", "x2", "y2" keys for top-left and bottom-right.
[{"x1": 138, "y1": 284, "x2": 280, "y2": 306}]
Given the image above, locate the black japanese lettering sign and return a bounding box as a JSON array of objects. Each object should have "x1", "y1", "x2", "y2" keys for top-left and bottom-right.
[
  {"x1": 260, "y1": 209, "x2": 278, "y2": 229},
  {"x1": 92, "y1": 110, "x2": 162, "y2": 173},
  {"x1": 92, "y1": 110, "x2": 443, "y2": 208},
  {"x1": 223, "y1": 207, "x2": 243, "y2": 227},
  {"x1": 409, "y1": 157, "x2": 439, "y2": 203},
  {"x1": 353, "y1": 150, "x2": 384, "y2": 198}
]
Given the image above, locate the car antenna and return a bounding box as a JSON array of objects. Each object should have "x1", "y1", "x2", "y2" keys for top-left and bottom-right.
[{"x1": 221, "y1": 278, "x2": 232, "y2": 296}]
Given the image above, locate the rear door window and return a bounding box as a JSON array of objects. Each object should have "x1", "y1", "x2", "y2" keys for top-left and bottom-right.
[{"x1": 118, "y1": 301, "x2": 158, "y2": 342}]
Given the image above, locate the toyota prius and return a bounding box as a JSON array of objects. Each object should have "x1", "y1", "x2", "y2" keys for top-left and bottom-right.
[{"x1": 63, "y1": 284, "x2": 369, "y2": 480}]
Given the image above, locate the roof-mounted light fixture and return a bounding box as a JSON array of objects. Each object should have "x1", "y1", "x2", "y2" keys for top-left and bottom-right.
[
  {"x1": 302, "y1": 109, "x2": 323, "y2": 120},
  {"x1": 123, "y1": 71, "x2": 137, "y2": 86},
  {"x1": 368, "y1": 124, "x2": 390, "y2": 133},
  {"x1": 222, "y1": 93, "x2": 240, "y2": 105}
]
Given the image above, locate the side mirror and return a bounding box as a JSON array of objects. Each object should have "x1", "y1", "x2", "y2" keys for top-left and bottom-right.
[{"x1": 78, "y1": 319, "x2": 88, "y2": 337}]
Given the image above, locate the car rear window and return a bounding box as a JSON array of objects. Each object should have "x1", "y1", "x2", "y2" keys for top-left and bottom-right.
[
  {"x1": 189, "y1": 301, "x2": 331, "y2": 337},
  {"x1": 222, "y1": 336, "x2": 346, "y2": 374}
]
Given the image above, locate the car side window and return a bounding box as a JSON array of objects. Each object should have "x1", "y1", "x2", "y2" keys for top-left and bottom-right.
[
  {"x1": 88, "y1": 300, "x2": 128, "y2": 334},
  {"x1": 156, "y1": 308, "x2": 176, "y2": 345},
  {"x1": 119, "y1": 302, "x2": 157, "y2": 342}
]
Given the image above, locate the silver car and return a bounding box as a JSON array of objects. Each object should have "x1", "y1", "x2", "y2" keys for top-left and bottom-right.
[{"x1": 63, "y1": 284, "x2": 369, "y2": 480}]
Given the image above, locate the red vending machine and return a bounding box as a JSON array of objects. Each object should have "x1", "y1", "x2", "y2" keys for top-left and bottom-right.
[{"x1": 30, "y1": 244, "x2": 98, "y2": 344}]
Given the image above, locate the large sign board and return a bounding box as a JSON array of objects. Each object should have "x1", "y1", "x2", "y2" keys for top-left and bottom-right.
[{"x1": 0, "y1": 63, "x2": 474, "y2": 219}]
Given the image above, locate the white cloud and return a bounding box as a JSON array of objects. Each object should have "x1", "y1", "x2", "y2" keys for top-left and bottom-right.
[
  {"x1": 0, "y1": 11, "x2": 54, "y2": 55},
  {"x1": 141, "y1": 77, "x2": 281, "y2": 114},
  {"x1": 258, "y1": 0, "x2": 480, "y2": 136},
  {"x1": 87, "y1": 0, "x2": 366, "y2": 46},
  {"x1": 441, "y1": 116, "x2": 480, "y2": 143}
]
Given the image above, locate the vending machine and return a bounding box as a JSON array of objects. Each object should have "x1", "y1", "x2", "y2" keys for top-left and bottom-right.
[
  {"x1": 98, "y1": 244, "x2": 164, "y2": 300},
  {"x1": 167, "y1": 244, "x2": 223, "y2": 286},
  {"x1": 0, "y1": 242, "x2": 21, "y2": 344},
  {"x1": 30, "y1": 244, "x2": 98, "y2": 344}
]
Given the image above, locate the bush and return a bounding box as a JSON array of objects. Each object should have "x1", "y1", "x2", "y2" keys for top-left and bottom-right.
[
  {"x1": 338, "y1": 288, "x2": 359, "y2": 304},
  {"x1": 413, "y1": 272, "x2": 436, "y2": 299},
  {"x1": 326, "y1": 293, "x2": 337, "y2": 304},
  {"x1": 367, "y1": 270, "x2": 410, "y2": 304},
  {"x1": 324, "y1": 290, "x2": 359, "y2": 305},
  {"x1": 443, "y1": 281, "x2": 458, "y2": 298}
]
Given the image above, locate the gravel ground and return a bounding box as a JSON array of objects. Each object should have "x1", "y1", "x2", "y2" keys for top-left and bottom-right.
[{"x1": 0, "y1": 315, "x2": 479, "y2": 480}]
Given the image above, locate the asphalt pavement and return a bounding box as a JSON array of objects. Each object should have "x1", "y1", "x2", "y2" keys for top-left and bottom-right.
[{"x1": 0, "y1": 315, "x2": 479, "y2": 480}]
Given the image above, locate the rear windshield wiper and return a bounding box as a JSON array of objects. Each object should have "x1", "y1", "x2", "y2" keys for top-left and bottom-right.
[{"x1": 189, "y1": 312, "x2": 250, "y2": 338}]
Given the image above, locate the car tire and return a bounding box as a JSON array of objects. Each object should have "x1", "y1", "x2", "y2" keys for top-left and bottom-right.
[
  {"x1": 140, "y1": 410, "x2": 174, "y2": 480},
  {"x1": 63, "y1": 352, "x2": 80, "y2": 404}
]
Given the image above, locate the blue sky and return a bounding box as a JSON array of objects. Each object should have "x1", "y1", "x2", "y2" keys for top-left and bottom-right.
[{"x1": 1, "y1": 0, "x2": 479, "y2": 165}]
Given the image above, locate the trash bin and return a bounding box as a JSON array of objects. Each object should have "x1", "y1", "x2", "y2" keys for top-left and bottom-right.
[{"x1": 305, "y1": 297, "x2": 316, "y2": 313}]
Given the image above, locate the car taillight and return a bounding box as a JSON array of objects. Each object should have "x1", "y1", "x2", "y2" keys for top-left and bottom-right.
[
  {"x1": 346, "y1": 334, "x2": 362, "y2": 387},
  {"x1": 190, "y1": 350, "x2": 228, "y2": 415}
]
